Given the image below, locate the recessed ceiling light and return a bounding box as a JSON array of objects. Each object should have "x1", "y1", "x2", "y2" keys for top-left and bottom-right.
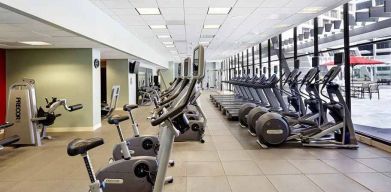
[
  {"x1": 203, "y1": 24, "x2": 220, "y2": 29},
  {"x1": 135, "y1": 8, "x2": 161, "y2": 15},
  {"x1": 208, "y1": 7, "x2": 231, "y2": 15},
  {"x1": 298, "y1": 7, "x2": 325, "y2": 14},
  {"x1": 163, "y1": 41, "x2": 174, "y2": 45},
  {"x1": 19, "y1": 41, "x2": 51, "y2": 46},
  {"x1": 149, "y1": 25, "x2": 167, "y2": 29},
  {"x1": 199, "y1": 41, "x2": 210, "y2": 45},
  {"x1": 157, "y1": 35, "x2": 171, "y2": 39},
  {"x1": 166, "y1": 45, "x2": 175, "y2": 48}
]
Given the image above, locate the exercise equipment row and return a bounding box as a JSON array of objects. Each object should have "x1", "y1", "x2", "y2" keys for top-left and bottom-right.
[{"x1": 210, "y1": 53, "x2": 358, "y2": 149}]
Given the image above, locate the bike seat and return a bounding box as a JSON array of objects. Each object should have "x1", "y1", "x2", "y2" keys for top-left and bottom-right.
[
  {"x1": 67, "y1": 138, "x2": 104, "y2": 156},
  {"x1": 108, "y1": 115, "x2": 129, "y2": 125},
  {"x1": 123, "y1": 104, "x2": 138, "y2": 111}
]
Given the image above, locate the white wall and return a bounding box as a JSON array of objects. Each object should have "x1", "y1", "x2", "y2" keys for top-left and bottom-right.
[{"x1": 92, "y1": 49, "x2": 101, "y2": 129}]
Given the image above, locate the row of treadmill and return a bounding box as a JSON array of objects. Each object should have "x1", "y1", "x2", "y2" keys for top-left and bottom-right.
[{"x1": 211, "y1": 53, "x2": 359, "y2": 149}]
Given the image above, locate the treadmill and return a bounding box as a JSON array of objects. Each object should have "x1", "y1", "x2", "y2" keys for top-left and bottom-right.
[
  {"x1": 225, "y1": 74, "x2": 284, "y2": 119},
  {"x1": 216, "y1": 75, "x2": 259, "y2": 109},
  {"x1": 220, "y1": 74, "x2": 269, "y2": 113}
]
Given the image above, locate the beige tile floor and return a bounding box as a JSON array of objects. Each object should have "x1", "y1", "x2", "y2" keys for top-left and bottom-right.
[{"x1": 1, "y1": 92, "x2": 391, "y2": 192}]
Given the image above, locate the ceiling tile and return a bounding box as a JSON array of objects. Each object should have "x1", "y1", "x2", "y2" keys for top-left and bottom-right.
[
  {"x1": 184, "y1": 0, "x2": 210, "y2": 8},
  {"x1": 204, "y1": 15, "x2": 227, "y2": 25},
  {"x1": 201, "y1": 28, "x2": 219, "y2": 35},
  {"x1": 157, "y1": 0, "x2": 184, "y2": 7},
  {"x1": 185, "y1": 7, "x2": 208, "y2": 15},
  {"x1": 235, "y1": 0, "x2": 265, "y2": 8},
  {"x1": 210, "y1": 0, "x2": 237, "y2": 7},
  {"x1": 111, "y1": 8, "x2": 139, "y2": 16},
  {"x1": 167, "y1": 25, "x2": 186, "y2": 30},
  {"x1": 102, "y1": 0, "x2": 133, "y2": 8},
  {"x1": 129, "y1": 0, "x2": 158, "y2": 7}
]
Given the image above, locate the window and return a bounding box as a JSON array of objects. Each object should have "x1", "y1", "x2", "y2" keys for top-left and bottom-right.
[
  {"x1": 377, "y1": 66, "x2": 391, "y2": 71},
  {"x1": 330, "y1": 10, "x2": 338, "y2": 18},
  {"x1": 274, "y1": 66, "x2": 278, "y2": 74},
  {"x1": 377, "y1": 42, "x2": 391, "y2": 49}
]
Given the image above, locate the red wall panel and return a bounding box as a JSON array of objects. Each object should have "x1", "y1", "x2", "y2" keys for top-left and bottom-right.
[{"x1": 0, "y1": 49, "x2": 6, "y2": 124}]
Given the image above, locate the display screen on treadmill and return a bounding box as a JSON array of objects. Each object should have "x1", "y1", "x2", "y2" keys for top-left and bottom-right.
[
  {"x1": 193, "y1": 48, "x2": 199, "y2": 76},
  {"x1": 178, "y1": 63, "x2": 182, "y2": 76},
  {"x1": 184, "y1": 60, "x2": 189, "y2": 77}
]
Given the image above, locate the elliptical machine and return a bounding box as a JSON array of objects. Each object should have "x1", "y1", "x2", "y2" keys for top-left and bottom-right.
[
  {"x1": 254, "y1": 53, "x2": 358, "y2": 149},
  {"x1": 67, "y1": 45, "x2": 205, "y2": 192}
]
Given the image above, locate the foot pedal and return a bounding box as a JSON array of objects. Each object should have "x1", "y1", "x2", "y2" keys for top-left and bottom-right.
[
  {"x1": 168, "y1": 160, "x2": 175, "y2": 167},
  {"x1": 164, "y1": 176, "x2": 174, "y2": 184}
]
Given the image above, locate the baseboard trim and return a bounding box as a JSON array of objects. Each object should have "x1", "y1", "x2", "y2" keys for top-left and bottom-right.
[
  {"x1": 356, "y1": 134, "x2": 391, "y2": 153},
  {"x1": 47, "y1": 123, "x2": 102, "y2": 132}
]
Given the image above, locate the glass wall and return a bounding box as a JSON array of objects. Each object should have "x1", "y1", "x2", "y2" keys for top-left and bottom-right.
[{"x1": 221, "y1": 0, "x2": 391, "y2": 144}]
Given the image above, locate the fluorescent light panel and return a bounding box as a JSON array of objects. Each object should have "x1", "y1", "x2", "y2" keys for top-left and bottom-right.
[
  {"x1": 165, "y1": 45, "x2": 175, "y2": 48},
  {"x1": 136, "y1": 8, "x2": 161, "y2": 15},
  {"x1": 208, "y1": 7, "x2": 231, "y2": 15},
  {"x1": 203, "y1": 24, "x2": 220, "y2": 29},
  {"x1": 149, "y1": 25, "x2": 167, "y2": 29},
  {"x1": 199, "y1": 41, "x2": 209, "y2": 45},
  {"x1": 157, "y1": 34, "x2": 171, "y2": 39},
  {"x1": 19, "y1": 41, "x2": 51, "y2": 46},
  {"x1": 298, "y1": 7, "x2": 325, "y2": 14},
  {"x1": 163, "y1": 41, "x2": 174, "y2": 45}
]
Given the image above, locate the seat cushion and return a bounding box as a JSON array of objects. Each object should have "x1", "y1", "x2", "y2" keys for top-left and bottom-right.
[
  {"x1": 108, "y1": 115, "x2": 129, "y2": 125},
  {"x1": 67, "y1": 138, "x2": 104, "y2": 156},
  {"x1": 123, "y1": 104, "x2": 138, "y2": 111}
]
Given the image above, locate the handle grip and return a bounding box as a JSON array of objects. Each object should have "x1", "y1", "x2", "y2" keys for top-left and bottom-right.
[
  {"x1": 69, "y1": 104, "x2": 83, "y2": 111},
  {"x1": 151, "y1": 107, "x2": 182, "y2": 126}
]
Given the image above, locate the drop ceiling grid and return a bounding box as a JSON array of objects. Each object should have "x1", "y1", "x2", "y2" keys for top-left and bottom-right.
[{"x1": 90, "y1": 0, "x2": 349, "y2": 61}]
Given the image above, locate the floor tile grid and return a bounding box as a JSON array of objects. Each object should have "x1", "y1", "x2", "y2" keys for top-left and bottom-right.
[{"x1": 204, "y1": 91, "x2": 391, "y2": 192}]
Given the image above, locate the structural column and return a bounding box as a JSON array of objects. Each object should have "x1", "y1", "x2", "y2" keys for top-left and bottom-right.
[
  {"x1": 268, "y1": 39, "x2": 271, "y2": 77},
  {"x1": 344, "y1": 3, "x2": 351, "y2": 110}
]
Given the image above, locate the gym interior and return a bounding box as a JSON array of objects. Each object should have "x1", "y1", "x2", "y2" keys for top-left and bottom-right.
[{"x1": 1, "y1": 1, "x2": 391, "y2": 192}]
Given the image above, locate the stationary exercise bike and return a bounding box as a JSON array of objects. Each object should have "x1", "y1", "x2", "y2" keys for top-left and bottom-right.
[
  {"x1": 37, "y1": 97, "x2": 83, "y2": 140},
  {"x1": 109, "y1": 105, "x2": 173, "y2": 166},
  {"x1": 67, "y1": 45, "x2": 205, "y2": 192}
]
